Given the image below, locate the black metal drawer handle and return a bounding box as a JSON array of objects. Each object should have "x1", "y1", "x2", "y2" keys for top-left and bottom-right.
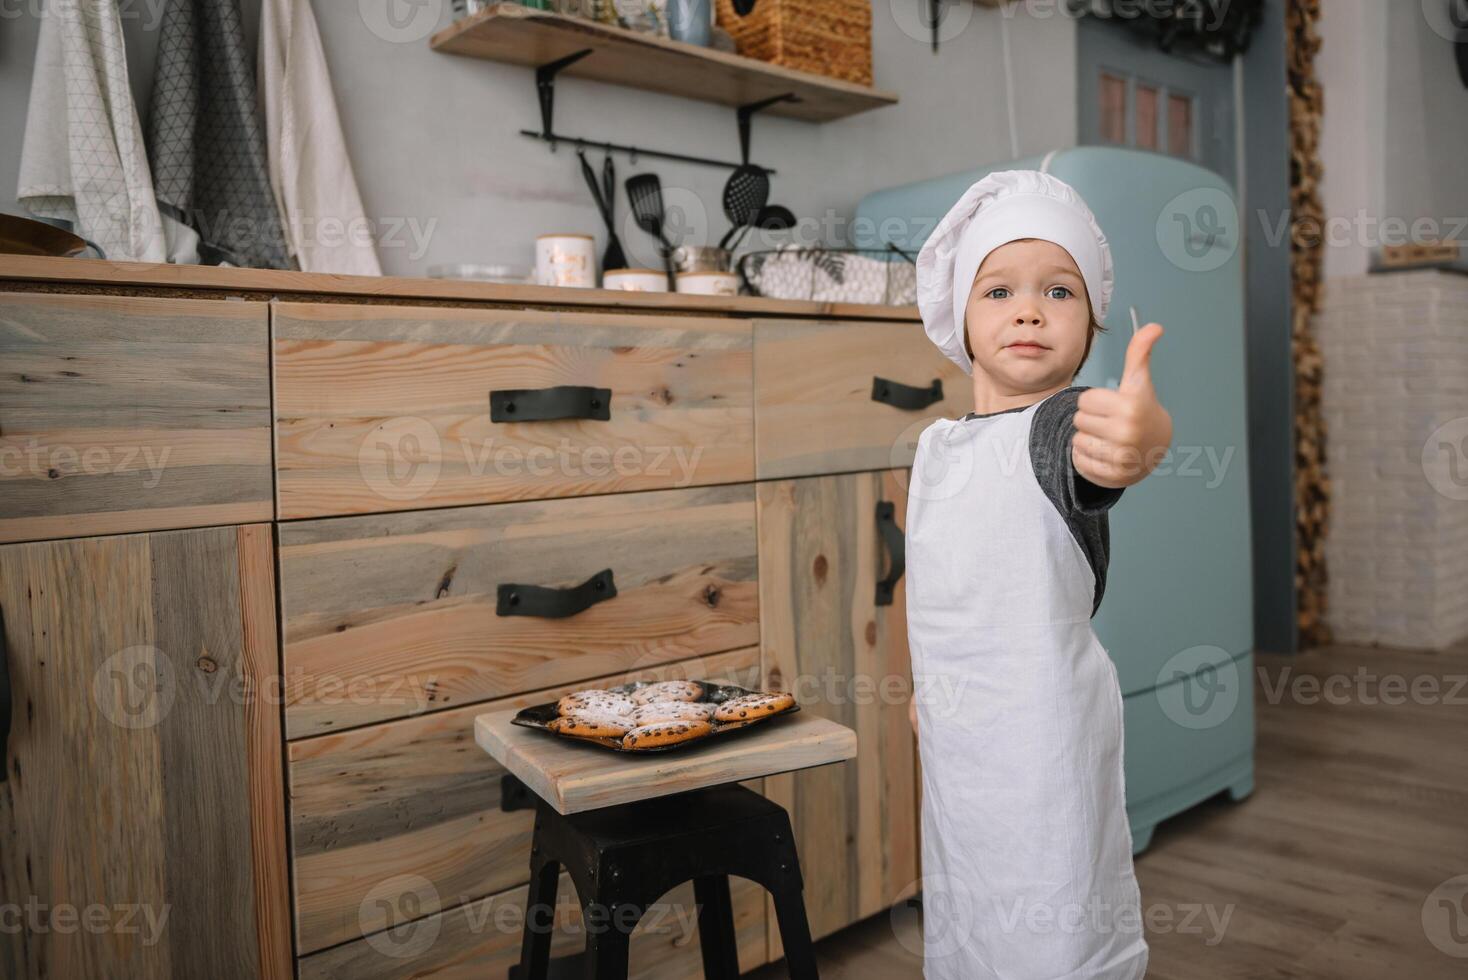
[
  {"x1": 497, "y1": 568, "x2": 617, "y2": 619},
  {"x1": 871, "y1": 376, "x2": 943, "y2": 411},
  {"x1": 490, "y1": 385, "x2": 611, "y2": 423},
  {"x1": 875, "y1": 501, "x2": 905, "y2": 606},
  {"x1": 0, "y1": 608, "x2": 10, "y2": 784}
]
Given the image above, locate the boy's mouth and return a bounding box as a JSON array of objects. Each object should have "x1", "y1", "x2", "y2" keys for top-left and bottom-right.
[{"x1": 1005, "y1": 341, "x2": 1050, "y2": 354}]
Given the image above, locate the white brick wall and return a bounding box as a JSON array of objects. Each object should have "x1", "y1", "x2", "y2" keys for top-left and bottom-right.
[{"x1": 1315, "y1": 270, "x2": 1468, "y2": 650}]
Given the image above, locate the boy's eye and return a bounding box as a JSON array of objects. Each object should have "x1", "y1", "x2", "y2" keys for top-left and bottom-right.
[
  {"x1": 1047, "y1": 286, "x2": 1073, "y2": 300},
  {"x1": 987, "y1": 287, "x2": 1011, "y2": 299}
]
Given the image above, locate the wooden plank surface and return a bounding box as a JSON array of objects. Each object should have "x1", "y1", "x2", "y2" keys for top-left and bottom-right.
[
  {"x1": 430, "y1": 3, "x2": 899, "y2": 123},
  {"x1": 279, "y1": 482, "x2": 760, "y2": 737},
  {"x1": 234, "y1": 525, "x2": 293, "y2": 980},
  {"x1": 756, "y1": 470, "x2": 918, "y2": 954},
  {"x1": 753, "y1": 319, "x2": 972, "y2": 480},
  {"x1": 273, "y1": 302, "x2": 755, "y2": 518},
  {"x1": 289, "y1": 647, "x2": 764, "y2": 954},
  {"x1": 0, "y1": 526, "x2": 289, "y2": 978},
  {"x1": 298, "y1": 867, "x2": 768, "y2": 980},
  {"x1": 476, "y1": 703, "x2": 856, "y2": 815},
  {"x1": 0, "y1": 292, "x2": 273, "y2": 542},
  {"x1": 0, "y1": 255, "x2": 922, "y2": 322}
]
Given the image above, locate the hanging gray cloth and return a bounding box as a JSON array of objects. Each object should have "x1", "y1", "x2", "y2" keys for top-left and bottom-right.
[{"x1": 146, "y1": 0, "x2": 293, "y2": 268}]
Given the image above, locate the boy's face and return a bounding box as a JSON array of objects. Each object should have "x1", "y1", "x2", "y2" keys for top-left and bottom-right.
[{"x1": 963, "y1": 238, "x2": 1091, "y2": 391}]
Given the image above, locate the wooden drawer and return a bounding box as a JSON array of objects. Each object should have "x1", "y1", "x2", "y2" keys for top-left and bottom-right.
[
  {"x1": 278, "y1": 483, "x2": 760, "y2": 737},
  {"x1": 0, "y1": 292, "x2": 273, "y2": 543},
  {"x1": 273, "y1": 302, "x2": 754, "y2": 518},
  {"x1": 298, "y1": 872, "x2": 767, "y2": 980},
  {"x1": 288, "y1": 647, "x2": 764, "y2": 955},
  {"x1": 752, "y1": 319, "x2": 970, "y2": 480}
]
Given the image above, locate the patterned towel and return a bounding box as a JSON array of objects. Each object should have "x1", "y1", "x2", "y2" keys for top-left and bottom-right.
[
  {"x1": 147, "y1": 0, "x2": 293, "y2": 268},
  {"x1": 259, "y1": 0, "x2": 381, "y2": 275},
  {"x1": 17, "y1": 0, "x2": 167, "y2": 262}
]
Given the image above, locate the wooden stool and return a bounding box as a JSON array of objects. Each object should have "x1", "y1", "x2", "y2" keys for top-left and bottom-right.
[{"x1": 506, "y1": 777, "x2": 818, "y2": 980}]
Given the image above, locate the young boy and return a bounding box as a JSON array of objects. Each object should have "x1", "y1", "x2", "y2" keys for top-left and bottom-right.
[{"x1": 905, "y1": 170, "x2": 1171, "y2": 979}]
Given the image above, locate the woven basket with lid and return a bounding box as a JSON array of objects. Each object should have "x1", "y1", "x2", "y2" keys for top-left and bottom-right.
[{"x1": 714, "y1": 0, "x2": 873, "y2": 86}]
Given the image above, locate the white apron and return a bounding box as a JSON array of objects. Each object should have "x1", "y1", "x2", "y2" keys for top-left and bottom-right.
[{"x1": 905, "y1": 395, "x2": 1149, "y2": 980}]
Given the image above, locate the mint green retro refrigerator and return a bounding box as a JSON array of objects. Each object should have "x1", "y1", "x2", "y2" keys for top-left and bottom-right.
[{"x1": 857, "y1": 146, "x2": 1255, "y2": 852}]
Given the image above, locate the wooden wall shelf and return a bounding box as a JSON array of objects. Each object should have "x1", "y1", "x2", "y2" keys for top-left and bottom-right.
[{"x1": 429, "y1": 3, "x2": 899, "y2": 123}]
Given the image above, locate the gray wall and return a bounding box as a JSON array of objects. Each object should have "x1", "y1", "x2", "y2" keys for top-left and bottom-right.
[
  {"x1": 1, "y1": 1, "x2": 1079, "y2": 276},
  {"x1": 1317, "y1": 0, "x2": 1468, "y2": 278}
]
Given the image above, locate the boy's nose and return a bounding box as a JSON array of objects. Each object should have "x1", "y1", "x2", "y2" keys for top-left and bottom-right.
[{"x1": 1014, "y1": 315, "x2": 1041, "y2": 325}]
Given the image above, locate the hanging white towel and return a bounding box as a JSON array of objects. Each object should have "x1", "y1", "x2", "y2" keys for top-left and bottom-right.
[
  {"x1": 18, "y1": 0, "x2": 167, "y2": 262},
  {"x1": 258, "y1": 0, "x2": 382, "y2": 276}
]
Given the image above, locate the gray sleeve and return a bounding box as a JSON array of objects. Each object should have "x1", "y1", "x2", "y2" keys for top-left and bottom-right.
[
  {"x1": 1030, "y1": 386, "x2": 1124, "y2": 617},
  {"x1": 1031, "y1": 386, "x2": 1125, "y2": 516}
]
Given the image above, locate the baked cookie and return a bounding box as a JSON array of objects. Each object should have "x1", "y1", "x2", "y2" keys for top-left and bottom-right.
[
  {"x1": 621, "y1": 719, "x2": 713, "y2": 750},
  {"x1": 630, "y1": 680, "x2": 706, "y2": 706},
  {"x1": 630, "y1": 700, "x2": 717, "y2": 726},
  {"x1": 549, "y1": 709, "x2": 633, "y2": 738},
  {"x1": 712, "y1": 691, "x2": 796, "y2": 723},
  {"x1": 556, "y1": 690, "x2": 635, "y2": 718}
]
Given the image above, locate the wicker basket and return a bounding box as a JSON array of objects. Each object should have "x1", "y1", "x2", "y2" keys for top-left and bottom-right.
[
  {"x1": 714, "y1": 0, "x2": 872, "y2": 86},
  {"x1": 737, "y1": 246, "x2": 915, "y2": 304}
]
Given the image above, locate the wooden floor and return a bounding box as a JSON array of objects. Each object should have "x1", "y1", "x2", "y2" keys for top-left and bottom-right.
[{"x1": 745, "y1": 640, "x2": 1468, "y2": 978}]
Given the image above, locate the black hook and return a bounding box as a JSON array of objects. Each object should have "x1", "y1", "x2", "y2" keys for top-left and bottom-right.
[{"x1": 922, "y1": 0, "x2": 945, "y2": 53}]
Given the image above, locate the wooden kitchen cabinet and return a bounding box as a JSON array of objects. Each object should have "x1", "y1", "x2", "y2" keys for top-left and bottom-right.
[
  {"x1": 277, "y1": 483, "x2": 760, "y2": 738},
  {"x1": 0, "y1": 256, "x2": 934, "y2": 979},
  {"x1": 752, "y1": 319, "x2": 969, "y2": 481},
  {"x1": 290, "y1": 651, "x2": 771, "y2": 980},
  {"x1": 756, "y1": 469, "x2": 920, "y2": 954},
  {"x1": 0, "y1": 525, "x2": 290, "y2": 980},
  {"x1": 272, "y1": 302, "x2": 755, "y2": 519},
  {"x1": 0, "y1": 292, "x2": 274, "y2": 544}
]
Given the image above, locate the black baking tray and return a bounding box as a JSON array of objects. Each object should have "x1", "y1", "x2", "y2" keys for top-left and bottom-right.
[{"x1": 511, "y1": 679, "x2": 800, "y2": 753}]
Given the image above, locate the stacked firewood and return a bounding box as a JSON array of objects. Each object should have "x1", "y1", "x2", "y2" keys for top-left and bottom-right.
[{"x1": 1287, "y1": 0, "x2": 1331, "y2": 648}]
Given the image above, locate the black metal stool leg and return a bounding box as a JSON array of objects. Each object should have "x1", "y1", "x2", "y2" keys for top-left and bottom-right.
[
  {"x1": 514, "y1": 855, "x2": 561, "y2": 980},
  {"x1": 693, "y1": 874, "x2": 741, "y2": 980},
  {"x1": 506, "y1": 782, "x2": 822, "y2": 980},
  {"x1": 582, "y1": 901, "x2": 632, "y2": 980},
  {"x1": 769, "y1": 879, "x2": 819, "y2": 980}
]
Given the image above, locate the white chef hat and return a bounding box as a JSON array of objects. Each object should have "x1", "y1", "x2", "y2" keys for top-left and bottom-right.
[{"x1": 915, "y1": 169, "x2": 1114, "y2": 376}]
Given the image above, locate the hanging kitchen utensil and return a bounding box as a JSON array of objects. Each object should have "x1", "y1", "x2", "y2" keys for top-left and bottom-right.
[
  {"x1": 600, "y1": 152, "x2": 627, "y2": 270},
  {"x1": 714, "y1": 94, "x2": 792, "y2": 251},
  {"x1": 602, "y1": 151, "x2": 616, "y2": 222},
  {"x1": 756, "y1": 204, "x2": 796, "y2": 230},
  {"x1": 726, "y1": 199, "x2": 793, "y2": 254},
  {"x1": 625, "y1": 172, "x2": 677, "y2": 290},
  {"x1": 578, "y1": 149, "x2": 627, "y2": 272},
  {"x1": 717, "y1": 166, "x2": 769, "y2": 250}
]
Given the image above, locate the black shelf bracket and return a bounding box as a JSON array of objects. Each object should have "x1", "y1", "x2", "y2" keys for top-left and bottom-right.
[
  {"x1": 736, "y1": 93, "x2": 799, "y2": 163},
  {"x1": 522, "y1": 50, "x2": 793, "y2": 172},
  {"x1": 536, "y1": 48, "x2": 594, "y2": 144}
]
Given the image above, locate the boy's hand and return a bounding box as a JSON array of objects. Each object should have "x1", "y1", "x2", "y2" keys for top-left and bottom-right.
[{"x1": 1073, "y1": 322, "x2": 1173, "y2": 489}]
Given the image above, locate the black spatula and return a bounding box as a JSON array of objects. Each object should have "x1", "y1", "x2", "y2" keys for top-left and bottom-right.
[{"x1": 625, "y1": 173, "x2": 676, "y2": 290}]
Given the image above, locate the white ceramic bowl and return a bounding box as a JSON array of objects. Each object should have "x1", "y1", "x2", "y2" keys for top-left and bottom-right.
[
  {"x1": 675, "y1": 270, "x2": 738, "y2": 296},
  {"x1": 603, "y1": 268, "x2": 670, "y2": 292}
]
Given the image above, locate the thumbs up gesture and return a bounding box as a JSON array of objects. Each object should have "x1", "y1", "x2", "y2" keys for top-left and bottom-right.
[{"x1": 1072, "y1": 323, "x2": 1173, "y2": 489}]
